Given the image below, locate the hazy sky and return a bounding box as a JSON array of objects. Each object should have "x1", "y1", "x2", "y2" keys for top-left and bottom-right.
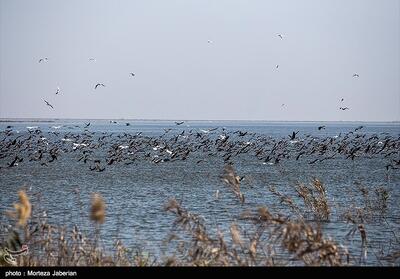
[{"x1": 0, "y1": 0, "x2": 399, "y2": 121}]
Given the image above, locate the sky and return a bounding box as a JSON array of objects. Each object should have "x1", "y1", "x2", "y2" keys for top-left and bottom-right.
[{"x1": 0, "y1": 0, "x2": 399, "y2": 121}]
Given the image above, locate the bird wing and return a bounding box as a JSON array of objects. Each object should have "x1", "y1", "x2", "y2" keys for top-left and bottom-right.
[{"x1": 44, "y1": 100, "x2": 53, "y2": 108}]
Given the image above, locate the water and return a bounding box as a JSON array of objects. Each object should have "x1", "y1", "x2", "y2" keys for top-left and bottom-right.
[{"x1": 0, "y1": 119, "x2": 399, "y2": 265}]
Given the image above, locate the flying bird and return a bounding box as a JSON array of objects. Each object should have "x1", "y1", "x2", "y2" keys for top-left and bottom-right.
[
  {"x1": 55, "y1": 86, "x2": 60, "y2": 95},
  {"x1": 353, "y1": 73, "x2": 359, "y2": 78},
  {"x1": 175, "y1": 121, "x2": 184, "y2": 125},
  {"x1": 44, "y1": 100, "x2": 54, "y2": 109},
  {"x1": 89, "y1": 58, "x2": 96, "y2": 62},
  {"x1": 276, "y1": 64, "x2": 279, "y2": 69},
  {"x1": 129, "y1": 73, "x2": 135, "y2": 77},
  {"x1": 318, "y1": 126, "x2": 326, "y2": 130},
  {"x1": 289, "y1": 131, "x2": 299, "y2": 140},
  {"x1": 340, "y1": 98, "x2": 344, "y2": 102},
  {"x1": 339, "y1": 107, "x2": 349, "y2": 110},
  {"x1": 95, "y1": 83, "x2": 105, "y2": 89},
  {"x1": 38, "y1": 58, "x2": 48, "y2": 63},
  {"x1": 278, "y1": 34, "x2": 283, "y2": 39}
]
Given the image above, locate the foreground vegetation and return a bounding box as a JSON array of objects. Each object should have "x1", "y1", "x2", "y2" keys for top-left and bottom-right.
[{"x1": 1, "y1": 166, "x2": 399, "y2": 266}]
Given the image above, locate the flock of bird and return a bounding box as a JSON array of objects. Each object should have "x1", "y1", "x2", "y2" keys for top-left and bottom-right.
[
  {"x1": 38, "y1": 34, "x2": 359, "y2": 112},
  {"x1": 1, "y1": 124, "x2": 399, "y2": 174},
  {"x1": 39, "y1": 56, "x2": 136, "y2": 110}
]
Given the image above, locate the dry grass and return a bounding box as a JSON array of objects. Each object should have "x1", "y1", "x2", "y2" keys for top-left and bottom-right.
[
  {"x1": 6, "y1": 190, "x2": 31, "y2": 226},
  {"x1": 0, "y1": 176, "x2": 396, "y2": 266},
  {"x1": 1, "y1": 191, "x2": 142, "y2": 267},
  {"x1": 221, "y1": 165, "x2": 245, "y2": 204},
  {"x1": 164, "y1": 200, "x2": 347, "y2": 266},
  {"x1": 90, "y1": 193, "x2": 106, "y2": 224},
  {"x1": 294, "y1": 178, "x2": 330, "y2": 221}
]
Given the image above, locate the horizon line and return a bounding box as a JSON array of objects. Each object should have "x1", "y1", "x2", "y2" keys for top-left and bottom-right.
[{"x1": 0, "y1": 117, "x2": 399, "y2": 123}]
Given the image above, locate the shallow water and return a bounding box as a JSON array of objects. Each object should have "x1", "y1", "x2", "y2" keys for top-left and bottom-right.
[{"x1": 0, "y1": 120, "x2": 399, "y2": 265}]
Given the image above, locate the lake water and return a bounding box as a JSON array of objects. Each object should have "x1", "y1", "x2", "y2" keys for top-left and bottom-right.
[{"x1": 1, "y1": 120, "x2": 399, "y2": 265}]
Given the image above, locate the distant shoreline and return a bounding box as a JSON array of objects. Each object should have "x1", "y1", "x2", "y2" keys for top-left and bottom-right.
[{"x1": 0, "y1": 118, "x2": 399, "y2": 124}]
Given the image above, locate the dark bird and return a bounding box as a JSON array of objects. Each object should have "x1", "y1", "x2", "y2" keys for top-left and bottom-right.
[
  {"x1": 8, "y1": 156, "x2": 23, "y2": 167},
  {"x1": 339, "y1": 107, "x2": 349, "y2": 111},
  {"x1": 44, "y1": 100, "x2": 54, "y2": 109},
  {"x1": 276, "y1": 64, "x2": 279, "y2": 69},
  {"x1": 318, "y1": 126, "x2": 326, "y2": 130},
  {"x1": 94, "y1": 83, "x2": 105, "y2": 89},
  {"x1": 353, "y1": 73, "x2": 359, "y2": 78},
  {"x1": 55, "y1": 86, "x2": 60, "y2": 95},
  {"x1": 175, "y1": 121, "x2": 184, "y2": 125},
  {"x1": 38, "y1": 58, "x2": 48, "y2": 63},
  {"x1": 289, "y1": 131, "x2": 299, "y2": 140},
  {"x1": 355, "y1": 125, "x2": 364, "y2": 132},
  {"x1": 129, "y1": 73, "x2": 135, "y2": 77},
  {"x1": 340, "y1": 98, "x2": 344, "y2": 102},
  {"x1": 126, "y1": 123, "x2": 130, "y2": 126},
  {"x1": 84, "y1": 122, "x2": 90, "y2": 128},
  {"x1": 278, "y1": 34, "x2": 283, "y2": 39},
  {"x1": 296, "y1": 151, "x2": 305, "y2": 160}
]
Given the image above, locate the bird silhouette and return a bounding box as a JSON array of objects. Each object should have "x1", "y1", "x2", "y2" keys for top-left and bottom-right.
[
  {"x1": 44, "y1": 100, "x2": 54, "y2": 109},
  {"x1": 94, "y1": 83, "x2": 105, "y2": 89},
  {"x1": 289, "y1": 131, "x2": 299, "y2": 140}
]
